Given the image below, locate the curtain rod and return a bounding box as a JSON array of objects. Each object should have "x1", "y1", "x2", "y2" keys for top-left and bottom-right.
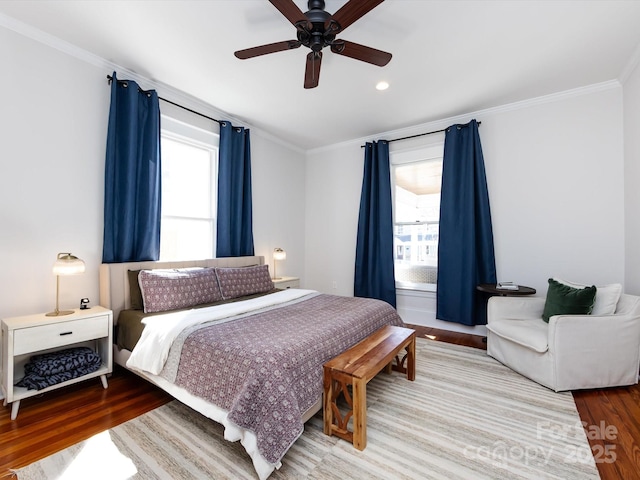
[
  {"x1": 106, "y1": 75, "x2": 222, "y2": 125},
  {"x1": 360, "y1": 121, "x2": 481, "y2": 148}
]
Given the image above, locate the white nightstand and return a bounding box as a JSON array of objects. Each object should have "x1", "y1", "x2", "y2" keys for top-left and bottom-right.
[
  {"x1": 1, "y1": 306, "x2": 113, "y2": 420},
  {"x1": 273, "y1": 276, "x2": 300, "y2": 290}
]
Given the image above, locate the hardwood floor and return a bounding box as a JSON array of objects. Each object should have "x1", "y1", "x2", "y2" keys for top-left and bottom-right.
[
  {"x1": 0, "y1": 367, "x2": 173, "y2": 479},
  {"x1": 1, "y1": 326, "x2": 638, "y2": 479}
]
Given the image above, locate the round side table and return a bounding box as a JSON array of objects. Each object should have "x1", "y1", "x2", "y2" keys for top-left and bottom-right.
[{"x1": 476, "y1": 284, "x2": 537, "y2": 297}]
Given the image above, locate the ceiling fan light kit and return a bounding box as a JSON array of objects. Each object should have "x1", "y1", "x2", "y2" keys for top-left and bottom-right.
[{"x1": 234, "y1": 0, "x2": 392, "y2": 89}]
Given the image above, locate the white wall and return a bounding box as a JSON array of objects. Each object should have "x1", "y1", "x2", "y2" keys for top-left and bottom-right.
[
  {"x1": 0, "y1": 25, "x2": 305, "y2": 319},
  {"x1": 484, "y1": 86, "x2": 624, "y2": 291},
  {"x1": 305, "y1": 84, "x2": 626, "y2": 332},
  {"x1": 0, "y1": 26, "x2": 108, "y2": 318},
  {"x1": 305, "y1": 141, "x2": 364, "y2": 296},
  {"x1": 251, "y1": 131, "x2": 306, "y2": 283},
  {"x1": 623, "y1": 57, "x2": 640, "y2": 295}
]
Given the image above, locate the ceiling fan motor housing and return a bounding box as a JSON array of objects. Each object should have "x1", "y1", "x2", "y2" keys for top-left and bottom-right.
[
  {"x1": 306, "y1": 0, "x2": 329, "y2": 22},
  {"x1": 297, "y1": 0, "x2": 336, "y2": 53}
]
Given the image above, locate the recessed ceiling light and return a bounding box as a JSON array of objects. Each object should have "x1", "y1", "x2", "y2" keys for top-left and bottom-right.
[{"x1": 376, "y1": 81, "x2": 389, "y2": 91}]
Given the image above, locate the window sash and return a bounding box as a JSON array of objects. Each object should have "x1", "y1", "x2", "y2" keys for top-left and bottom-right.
[{"x1": 159, "y1": 119, "x2": 218, "y2": 261}]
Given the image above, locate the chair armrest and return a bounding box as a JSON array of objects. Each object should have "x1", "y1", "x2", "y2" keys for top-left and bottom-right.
[
  {"x1": 548, "y1": 311, "x2": 640, "y2": 389},
  {"x1": 549, "y1": 311, "x2": 640, "y2": 353},
  {"x1": 487, "y1": 296, "x2": 546, "y2": 323}
]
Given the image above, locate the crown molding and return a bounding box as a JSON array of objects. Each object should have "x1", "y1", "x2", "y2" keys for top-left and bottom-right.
[
  {"x1": 1, "y1": 12, "x2": 111, "y2": 71},
  {"x1": 306, "y1": 80, "x2": 621, "y2": 157},
  {"x1": 619, "y1": 40, "x2": 640, "y2": 84},
  {"x1": 0, "y1": 12, "x2": 303, "y2": 155},
  {"x1": 0, "y1": 12, "x2": 234, "y2": 124}
]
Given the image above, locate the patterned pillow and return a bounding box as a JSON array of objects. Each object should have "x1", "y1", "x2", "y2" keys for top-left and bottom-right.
[
  {"x1": 215, "y1": 264, "x2": 274, "y2": 300},
  {"x1": 138, "y1": 268, "x2": 223, "y2": 313}
]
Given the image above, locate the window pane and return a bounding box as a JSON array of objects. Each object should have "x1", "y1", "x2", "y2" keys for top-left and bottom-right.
[
  {"x1": 162, "y1": 137, "x2": 213, "y2": 218},
  {"x1": 394, "y1": 223, "x2": 439, "y2": 263},
  {"x1": 160, "y1": 218, "x2": 213, "y2": 261},
  {"x1": 394, "y1": 160, "x2": 441, "y2": 223}
]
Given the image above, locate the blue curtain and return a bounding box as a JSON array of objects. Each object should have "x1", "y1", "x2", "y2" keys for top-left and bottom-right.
[
  {"x1": 354, "y1": 141, "x2": 396, "y2": 308},
  {"x1": 102, "y1": 72, "x2": 161, "y2": 263},
  {"x1": 216, "y1": 121, "x2": 255, "y2": 257},
  {"x1": 436, "y1": 120, "x2": 496, "y2": 325}
]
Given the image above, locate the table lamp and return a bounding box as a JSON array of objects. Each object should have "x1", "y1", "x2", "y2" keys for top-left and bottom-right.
[
  {"x1": 46, "y1": 252, "x2": 86, "y2": 316},
  {"x1": 273, "y1": 248, "x2": 286, "y2": 280}
]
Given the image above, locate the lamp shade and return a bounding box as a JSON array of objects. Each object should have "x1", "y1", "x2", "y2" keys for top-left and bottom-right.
[
  {"x1": 273, "y1": 248, "x2": 286, "y2": 261},
  {"x1": 52, "y1": 253, "x2": 85, "y2": 275}
]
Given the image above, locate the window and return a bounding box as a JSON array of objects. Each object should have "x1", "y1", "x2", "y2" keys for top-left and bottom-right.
[
  {"x1": 159, "y1": 117, "x2": 218, "y2": 261},
  {"x1": 392, "y1": 144, "x2": 443, "y2": 291}
]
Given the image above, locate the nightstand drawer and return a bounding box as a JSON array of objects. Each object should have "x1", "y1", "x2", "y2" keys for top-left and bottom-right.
[
  {"x1": 273, "y1": 277, "x2": 300, "y2": 290},
  {"x1": 13, "y1": 315, "x2": 110, "y2": 356}
]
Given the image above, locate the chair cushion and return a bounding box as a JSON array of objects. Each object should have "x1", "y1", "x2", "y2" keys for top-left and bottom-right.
[
  {"x1": 542, "y1": 278, "x2": 596, "y2": 322},
  {"x1": 486, "y1": 317, "x2": 549, "y2": 353},
  {"x1": 553, "y1": 278, "x2": 621, "y2": 315}
]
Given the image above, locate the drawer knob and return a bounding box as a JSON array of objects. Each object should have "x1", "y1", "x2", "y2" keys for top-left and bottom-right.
[{"x1": 59, "y1": 331, "x2": 73, "y2": 336}]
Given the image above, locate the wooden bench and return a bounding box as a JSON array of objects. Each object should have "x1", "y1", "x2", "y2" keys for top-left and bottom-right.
[{"x1": 323, "y1": 325, "x2": 416, "y2": 450}]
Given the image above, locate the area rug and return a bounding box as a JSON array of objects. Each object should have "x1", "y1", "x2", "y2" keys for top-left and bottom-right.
[{"x1": 15, "y1": 339, "x2": 599, "y2": 479}]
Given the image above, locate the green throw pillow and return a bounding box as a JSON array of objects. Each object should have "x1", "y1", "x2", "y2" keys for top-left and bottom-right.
[{"x1": 542, "y1": 278, "x2": 597, "y2": 322}]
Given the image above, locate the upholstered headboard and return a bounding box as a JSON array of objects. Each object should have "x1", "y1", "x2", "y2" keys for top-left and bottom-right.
[{"x1": 99, "y1": 256, "x2": 265, "y2": 322}]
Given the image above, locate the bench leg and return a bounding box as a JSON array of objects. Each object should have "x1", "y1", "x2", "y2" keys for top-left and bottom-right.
[
  {"x1": 323, "y1": 366, "x2": 333, "y2": 435},
  {"x1": 352, "y1": 377, "x2": 367, "y2": 450},
  {"x1": 391, "y1": 335, "x2": 416, "y2": 378},
  {"x1": 407, "y1": 335, "x2": 416, "y2": 381}
]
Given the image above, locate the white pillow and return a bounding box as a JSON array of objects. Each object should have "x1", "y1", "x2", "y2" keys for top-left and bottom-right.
[{"x1": 553, "y1": 278, "x2": 622, "y2": 315}]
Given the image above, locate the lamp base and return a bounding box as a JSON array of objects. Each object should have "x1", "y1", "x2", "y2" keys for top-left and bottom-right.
[{"x1": 45, "y1": 310, "x2": 74, "y2": 317}]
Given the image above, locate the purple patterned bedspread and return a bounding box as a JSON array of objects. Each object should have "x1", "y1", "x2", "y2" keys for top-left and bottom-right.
[{"x1": 174, "y1": 293, "x2": 404, "y2": 465}]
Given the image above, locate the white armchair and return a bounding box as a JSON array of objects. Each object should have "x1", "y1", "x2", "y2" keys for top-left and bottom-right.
[{"x1": 486, "y1": 294, "x2": 640, "y2": 392}]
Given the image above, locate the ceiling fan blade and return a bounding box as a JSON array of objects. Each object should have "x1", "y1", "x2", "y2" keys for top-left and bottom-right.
[
  {"x1": 235, "y1": 40, "x2": 301, "y2": 59},
  {"x1": 330, "y1": 40, "x2": 391, "y2": 66},
  {"x1": 269, "y1": 0, "x2": 307, "y2": 26},
  {"x1": 304, "y1": 52, "x2": 322, "y2": 89},
  {"x1": 329, "y1": 0, "x2": 385, "y2": 32}
]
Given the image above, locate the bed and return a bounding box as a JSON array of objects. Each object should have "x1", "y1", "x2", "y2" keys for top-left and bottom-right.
[{"x1": 99, "y1": 256, "x2": 405, "y2": 479}]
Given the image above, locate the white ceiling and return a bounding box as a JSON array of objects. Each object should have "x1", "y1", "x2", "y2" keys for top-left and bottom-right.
[{"x1": 2, "y1": 1, "x2": 640, "y2": 151}]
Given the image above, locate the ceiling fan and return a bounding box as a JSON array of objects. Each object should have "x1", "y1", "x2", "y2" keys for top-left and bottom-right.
[{"x1": 234, "y1": 0, "x2": 392, "y2": 89}]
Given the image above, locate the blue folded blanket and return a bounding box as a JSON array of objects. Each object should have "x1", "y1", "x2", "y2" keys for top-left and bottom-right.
[{"x1": 16, "y1": 347, "x2": 102, "y2": 391}]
